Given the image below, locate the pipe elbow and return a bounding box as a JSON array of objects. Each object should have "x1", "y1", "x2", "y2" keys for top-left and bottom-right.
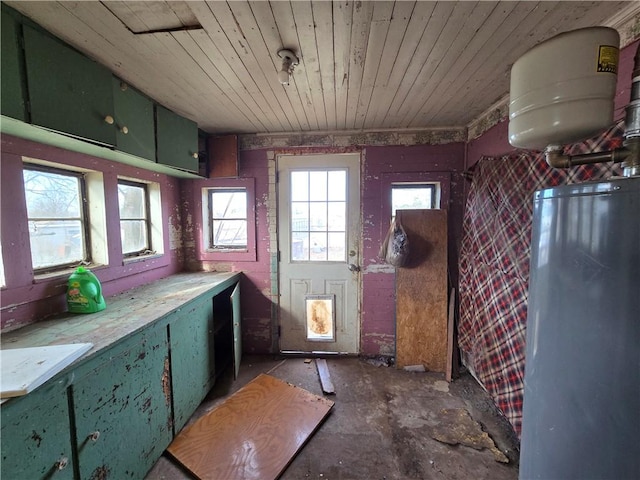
[{"x1": 545, "y1": 147, "x2": 571, "y2": 168}]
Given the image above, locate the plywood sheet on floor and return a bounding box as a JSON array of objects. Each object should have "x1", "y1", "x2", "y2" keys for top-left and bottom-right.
[
  {"x1": 396, "y1": 209, "x2": 448, "y2": 371},
  {"x1": 166, "y1": 373, "x2": 334, "y2": 480}
]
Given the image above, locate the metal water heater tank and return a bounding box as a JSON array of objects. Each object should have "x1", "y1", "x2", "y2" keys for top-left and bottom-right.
[{"x1": 509, "y1": 27, "x2": 619, "y2": 150}]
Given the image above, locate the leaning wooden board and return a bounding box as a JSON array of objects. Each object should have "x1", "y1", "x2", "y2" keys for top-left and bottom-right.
[
  {"x1": 0, "y1": 343, "x2": 93, "y2": 398},
  {"x1": 395, "y1": 209, "x2": 448, "y2": 371},
  {"x1": 167, "y1": 373, "x2": 334, "y2": 479}
]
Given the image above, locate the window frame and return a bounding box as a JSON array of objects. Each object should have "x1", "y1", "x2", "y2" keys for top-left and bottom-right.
[
  {"x1": 118, "y1": 179, "x2": 152, "y2": 257},
  {"x1": 199, "y1": 177, "x2": 256, "y2": 262},
  {"x1": 389, "y1": 182, "x2": 440, "y2": 217},
  {"x1": 23, "y1": 163, "x2": 92, "y2": 273},
  {"x1": 207, "y1": 187, "x2": 249, "y2": 251}
]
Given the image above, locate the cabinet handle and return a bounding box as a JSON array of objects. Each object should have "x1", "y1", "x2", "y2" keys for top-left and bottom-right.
[
  {"x1": 88, "y1": 431, "x2": 101, "y2": 442},
  {"x1": 191, "y1": 152, "x2": 199, "y2": 159},
  {"x1": 104, "y1": 115, "x2": 115, "y2": 125},
  {"x1": 56, "y1": 457, "x2": 69, "y2": 470},
  {"x1": 120, "y1": 126, "x2": 129, "y2": 134}
]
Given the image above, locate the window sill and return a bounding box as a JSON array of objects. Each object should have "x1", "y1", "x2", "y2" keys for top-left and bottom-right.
[
  {"x1": 32, "y1": 264, "x2": 107, "y2": 284},
  {"x1": 123, "y1": 253, "x2": 164, "y2": 265},
  {"x1": 199, "y1": 249, "x2": 256, "y2": 262}
]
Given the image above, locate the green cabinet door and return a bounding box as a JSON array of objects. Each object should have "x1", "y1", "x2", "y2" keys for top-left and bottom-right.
[
  {"x1": 113, "y1": 77, "x2": 156, "y2": 160},
  {"x1": 156, "y1": 105, "x2": 199, "y2": 172},
  {"x1": 72, "y1": 327, "x2": 172, "y2": 479},
  {"x1": 23, "y1": 25, "x2": 115, "y2": 145},
  {"x1": 231, "y1": 281, "x2": 242, "y2": 379},
  {"x1": 1, "y1": 7, "x2": 27, "y2": 121},
  {"x1": 169, "y1": 297, "x2": 216, "y2": 432},
  {"x1": 1, "y1": 377, "x2": 74, "y2": 479}
]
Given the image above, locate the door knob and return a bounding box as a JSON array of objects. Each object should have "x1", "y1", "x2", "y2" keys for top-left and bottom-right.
[{"x1": 348, "y1": 263, "x2": 360, "y2": 272}]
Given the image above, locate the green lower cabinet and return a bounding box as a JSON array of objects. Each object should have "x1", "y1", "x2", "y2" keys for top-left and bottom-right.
[
  {"x1": 169, "y1": 297, "x2": 215, "y2": 432},
  {"x1": 1, "y1": 376, "x2": 74, "y2": 479},
  {"x1": 72, "y1": 326, "x2": 172, "y2": 479}
]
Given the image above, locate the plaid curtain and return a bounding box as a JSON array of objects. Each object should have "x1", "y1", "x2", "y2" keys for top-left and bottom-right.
[{"x1": 458, "y1": 121, "x2": 624, "y2": 436}]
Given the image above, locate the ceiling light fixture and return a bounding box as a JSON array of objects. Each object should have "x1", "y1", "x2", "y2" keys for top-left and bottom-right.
[{"x1": 277, "y1": 49, "x2": 299, "y2": 86}]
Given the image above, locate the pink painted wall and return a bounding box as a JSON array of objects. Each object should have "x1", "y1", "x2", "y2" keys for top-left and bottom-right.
[
  {"x1": 361, "y1": 144, "x2": 466, "y2": 355},
  {"x1": 180, "y1": 148, "x2": 273, "y2": 354},
  {"x1": 466, "y1": 39, "x2": 639, "y2": 170},
  {"x1": 180, "y1": 144, "x2": 466, "y2": 356},
  {"x1": 0, "y1": 134, "x2": 184, "y2": 331}
]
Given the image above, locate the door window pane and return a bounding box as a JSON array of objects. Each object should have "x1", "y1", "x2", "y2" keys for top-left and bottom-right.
[
  {"x1": 23, "y1": 167, "x2": 88, "y2": 270},
  {"x1": 327, "y1": 171, "x2": 346, "y2": 201},
  {"x1": 290, "y1": 169, "x2": 347, "y2": 262},
  {"x1": 291, "y1": 171, "x2": 309, "y2": 201},
  {"x1": 291, "y1": 231, "x2": 308, "y2": 261},
  {"x1": 309, "y1": 171, "x2": 327, "y2": 201}
]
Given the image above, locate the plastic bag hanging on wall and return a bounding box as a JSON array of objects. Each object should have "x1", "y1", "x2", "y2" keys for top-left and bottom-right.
[{"x1": 379, "y1": 217, "x2": 410, "y2": 267}]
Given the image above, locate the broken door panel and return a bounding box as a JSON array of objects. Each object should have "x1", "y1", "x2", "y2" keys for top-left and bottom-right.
[{"x1": 71, "y1": 325, "x2": 172, "y2": 479}]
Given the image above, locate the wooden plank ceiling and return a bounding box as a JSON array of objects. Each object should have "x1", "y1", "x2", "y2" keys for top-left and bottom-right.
[{"x1": 6, "y1": 1, "x2": 640, "y2": 135}]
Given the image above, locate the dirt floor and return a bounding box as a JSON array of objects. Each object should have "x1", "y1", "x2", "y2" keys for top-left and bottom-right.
[{"x1": 147, "y1": 355, "x2": 520, "y2": 480}]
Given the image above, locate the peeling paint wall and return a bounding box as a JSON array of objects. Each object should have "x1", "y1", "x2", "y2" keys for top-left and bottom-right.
[
  {"x1": 180, "y1": 140, "x2": 465, "y2": 356},
  {"x1": 361, "y1": 144, "x2": 466, "y2": 356},
  {"x1": 0, "y1": 135, "x2": 184, "y2": 331}
]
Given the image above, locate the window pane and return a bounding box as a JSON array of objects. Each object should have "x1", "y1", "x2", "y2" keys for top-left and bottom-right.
[
  {"x1": 291, "y1": 171, "x2": 309, "y2": 201},
  {"x1": 392, "y1": 186, "x2": 433, "y2": 215},
  {"x1": 292, "y1": 231, "x2": 308, "y2": 261},
  {"x1": 211, "y1": 191, "x2": 246, "y2": 219},
  {"x1": 24, "y1": 167, "x2": 87, "y2": 270},
  {"x1": 327, "y1": 202, "x2": 346, "y2": 231},
  {"x1": 23, "y1": 169, "x2": 81, "y2": 218},
  {"x1": 309, "y1": 202, "x2": 327, "y2": 232},
  {"x1": 121, "y1": 220, "x2": 148, "y2": 254},
  {"x1": 291, "y1": 202, "x2": 309, "y2": 232},
  {"x1": 29, "y1": 220, "x2": 83, "y2": 269},
  {"x1": 309, "y1": 232, "x2": 327, "y2": 261},
  {"x1": 213, "y1": 220, "x2": 247, "y2": 247},
  {"x1": 328, "y1": 232, "x2": 346, "y2": 261},
  {"x1": 327, "y1": 170, "x2": 346, "y2": 201},
  {"x1": 118, "y1": 184, "x2": 146, "y2": 218},
  {"x1": 309, "y1": 171, "x2": 327, "y2": 201}
]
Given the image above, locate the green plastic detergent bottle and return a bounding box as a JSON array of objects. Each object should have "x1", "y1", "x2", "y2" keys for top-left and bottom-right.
[{"x1": 66, "y1": 266, "x2": 106, "y2": 313}]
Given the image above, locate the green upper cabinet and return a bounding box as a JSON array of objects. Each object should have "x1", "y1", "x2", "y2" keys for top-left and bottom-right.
[
  {"x1": 113, "y1": 77, "x2": 155, "y2": 160},
  {"x1": 1, "y1": 7, "x2": 27, "y2": 121},
  {"x1": 23, "y1": 25, "x2": 115, "y2": 146},
  {"x1": 156, "y1": 105, "x2": 199, "y2": 173}
]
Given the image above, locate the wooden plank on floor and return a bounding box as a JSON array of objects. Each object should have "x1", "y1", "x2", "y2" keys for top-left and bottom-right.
[
  {"x1": 446, "y1": 288, "x2": 457, "y2": 382},
  {"x1": 166, "y1": 373, "x2": 334, "y2": 480},
  {"x1": 315, "y1": 358, "x2": 335, "y2": 394},
  {"x1": 396, "y1": 209, "x2": 448, "y2": 371}
]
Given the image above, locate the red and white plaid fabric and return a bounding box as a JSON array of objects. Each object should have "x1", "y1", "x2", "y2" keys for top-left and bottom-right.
[{"x1": 458, "y1": 121, "x2": 624, "y2": 436}]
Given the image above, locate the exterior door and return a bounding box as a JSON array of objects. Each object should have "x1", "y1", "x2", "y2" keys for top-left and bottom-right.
[{"x1": 278, "y1": 153, "x2": 361, "y2": 353}]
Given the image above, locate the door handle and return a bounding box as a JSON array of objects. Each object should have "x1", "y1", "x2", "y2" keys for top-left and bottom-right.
[{"x1": 348, "y1": 263, "x2": 360, "y2": 272}]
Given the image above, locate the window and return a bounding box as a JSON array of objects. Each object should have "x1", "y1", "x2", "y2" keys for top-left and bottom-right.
[
  {"x1": 23, "y1": 165, "x2": 90, "y2": 271},
  {"x1": 118, "y1": 180, "x2": 151, "y2": 256},
  {"x1": 200, "y1": 178, "x2": 256, "y2": 262},
  {"x1": 391, "y1": 183, "x2": 438, "y2": 217},
  {"x1": 208, "y1": 189, "x2": 248, "y2": 249}
]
